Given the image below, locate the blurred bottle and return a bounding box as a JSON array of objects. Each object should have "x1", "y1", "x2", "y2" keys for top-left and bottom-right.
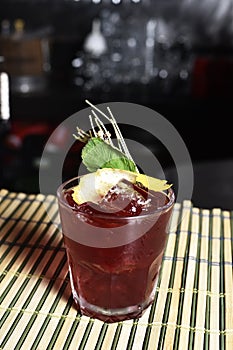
[
  {"x1": 0, "y1": 72, "x2": 10, "y2": 126},
  {"x1": 0, "y1": 18, "x2": 51, "y2": 94},
  {"x1": 0, "y1": 72, "x2": 11, "y2": 186},
  {"x1": 1, "y1": 19, "x2": 11, "y2": 37}
]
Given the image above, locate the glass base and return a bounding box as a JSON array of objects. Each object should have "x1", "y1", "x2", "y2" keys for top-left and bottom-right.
[
  {"x1": 69, "y1": 271, "x2": 158, "y2": 323},
  {"x1": 72, "y1": 291, "x2": 155, "y2": 323}
]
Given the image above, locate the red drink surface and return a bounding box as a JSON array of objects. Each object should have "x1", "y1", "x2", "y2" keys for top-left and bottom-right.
[{"x1": 58, "y1": 180, "x2": 174, "y2": 322}]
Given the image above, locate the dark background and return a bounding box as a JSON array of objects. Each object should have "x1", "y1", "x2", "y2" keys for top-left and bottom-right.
[{"x1": 0, "y1": 0, "x2": 232, "y2": 209}]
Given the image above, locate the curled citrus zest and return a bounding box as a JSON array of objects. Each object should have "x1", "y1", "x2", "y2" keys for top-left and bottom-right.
[
  {"x1": 136, "y1": 173, "x2": 172, "y2": 192},
  {"x1": 71, "y1": 169, "x2": 171, "y2": 205}
]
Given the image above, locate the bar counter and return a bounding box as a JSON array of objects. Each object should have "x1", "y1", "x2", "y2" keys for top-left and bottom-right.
[{"x1": 0, "y1": 189, "x2": 232, "y2": 349}]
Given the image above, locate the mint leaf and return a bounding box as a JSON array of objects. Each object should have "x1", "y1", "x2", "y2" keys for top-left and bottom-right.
[
  {"x1": 81, "y1": 137, "x2": 103, "y2": 161},
  {"x1": 81, "y1": 137, "x2": 137, "y2": 172},
  {"x1": 103, "y1": 158, "x2": 136, "y2": 172}
]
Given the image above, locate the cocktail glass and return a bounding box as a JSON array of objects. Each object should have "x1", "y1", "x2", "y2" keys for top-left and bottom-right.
[{"x1": 57, "y1": 175, "x2": 175, "y2": 323}]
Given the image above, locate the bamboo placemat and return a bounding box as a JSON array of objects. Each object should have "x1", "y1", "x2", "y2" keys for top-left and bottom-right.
[{"x1": 0, "y1": 188, "x2": 232, "y2": 350}]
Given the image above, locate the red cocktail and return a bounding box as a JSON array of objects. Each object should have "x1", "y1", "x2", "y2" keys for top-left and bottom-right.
[{"x1": 57, "y1": 175, "x2": 174, "y2": 322}]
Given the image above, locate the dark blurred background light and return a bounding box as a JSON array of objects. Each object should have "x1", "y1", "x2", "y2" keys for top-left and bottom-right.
[{"x1": 0, "y1": 0, "x2": 232, "y2": 209}]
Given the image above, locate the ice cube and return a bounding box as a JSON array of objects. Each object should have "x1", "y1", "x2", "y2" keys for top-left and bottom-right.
[{"x1": 100, "y1": 179, "x2": 150, "y2": 216}]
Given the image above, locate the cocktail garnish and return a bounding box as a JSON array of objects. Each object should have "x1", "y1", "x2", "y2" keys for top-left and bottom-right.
[
  {"x1": 72, "y1": 100, "x2": 172, "y2": 204},
  {"x1": 81, "y1": 137, "x2": 136, "y2": 172},
  {"x1": 73, "y1": 100, "x2": 137, "y2": 172},
  {"x1": 72, "y1": 168, "x2": 137, "y2": 205}
]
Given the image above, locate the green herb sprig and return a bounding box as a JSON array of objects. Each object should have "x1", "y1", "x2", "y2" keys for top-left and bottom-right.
[{"x1": 74, "y1": 100, "x2": 138, "y2": 173}]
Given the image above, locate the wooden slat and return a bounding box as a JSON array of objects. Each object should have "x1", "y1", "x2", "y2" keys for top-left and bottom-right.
[
  {"x1": 209, "y1": 209, "x2": 221, "y2": 350},
  {"x1": 178, "y1": 207, "x2": 200, "y2": 349},
  {"x1": 223, "y1": 211, "x2": 233, "y2": 350},
  {"x1": 162, "y1": 200, "x2": 192, "y2": 349},
  {"x1": 193, "y1": 209, "x2": 210, "y2": 349}
]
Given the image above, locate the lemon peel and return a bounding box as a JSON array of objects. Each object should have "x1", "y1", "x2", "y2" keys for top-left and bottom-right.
[
  {"x1": 135, "y1": 173, "x2": 172, "y2": 192},
  {"x1": 71, "y1": 168, "x2": 171, "y2": 205},
  {"x1": 71, "y1": 172, "x2": 100, "y2": 205},
  {"x1": 71, "y1": 168, "x2": 136, "y2": 205}
]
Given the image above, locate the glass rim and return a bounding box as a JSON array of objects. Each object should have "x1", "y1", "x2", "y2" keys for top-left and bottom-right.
[{"x1": 57, "y1": 175, "x2": 175, "y2": 220}]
